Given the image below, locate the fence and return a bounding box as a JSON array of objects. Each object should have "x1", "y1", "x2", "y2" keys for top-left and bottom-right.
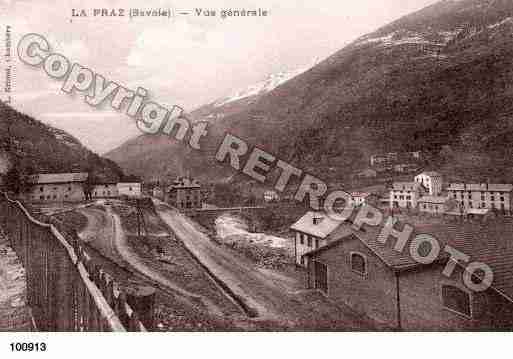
[{"x1": 0, "y1": 193, "x2": 148, "y2": 331}]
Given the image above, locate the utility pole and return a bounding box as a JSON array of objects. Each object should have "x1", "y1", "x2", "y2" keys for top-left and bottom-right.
[{"x1": 135, "y1": 198, "x2": 148, "y2": 239}]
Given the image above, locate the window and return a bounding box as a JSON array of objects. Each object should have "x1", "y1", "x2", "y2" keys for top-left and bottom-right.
[
  {"x1": 129, "y1": 187, "x2": 133, "y2": 191},
  {"x1": 441, "y1": 285, "x2": 471, "y2": 318},
  {"x1": 68, "y1": 187, "x2": 72, "y2": 191},
  {"x1": 299, "y1": 234, "x2": 304, "y2": 245},
  {"x1": 315, "y1": 239, "x2": 319, "y2": 249},
  {"x1": 351, "y1": 252, "x2": 367, "y2": 275},
  {"x1": 307, "y1": 237, "x2": 312, "y2": 248},
  {"x1": 40, "y1": 187, "x2": 44, "y2": 192}
]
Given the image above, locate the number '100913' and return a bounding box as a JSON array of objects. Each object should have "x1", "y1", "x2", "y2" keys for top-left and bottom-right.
[{"x1": 10, "y1": 342, "x2": 47, "y2": 352}]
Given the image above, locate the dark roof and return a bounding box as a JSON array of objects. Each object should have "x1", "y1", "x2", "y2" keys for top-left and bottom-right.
[
  {"x1": 28, "y1": 172, "x2": 88, "y2": 184},
  {"x1": 305, "y1": 221, "x2": 442, "y2": 271},
  {"x1": 305, "y1": 216, "x2": 513, "y2": 302}
]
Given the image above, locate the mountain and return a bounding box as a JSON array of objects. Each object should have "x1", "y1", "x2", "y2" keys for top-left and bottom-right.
[
  {"x1": 189, "y1": 68, "x2": 309, "y2": 122},
  {"x1": 0, "y1": 101, "x2": 124, "y2": 182},
  {"x1": 106, "y1": 0, "x2": 513, "y2": 186}
]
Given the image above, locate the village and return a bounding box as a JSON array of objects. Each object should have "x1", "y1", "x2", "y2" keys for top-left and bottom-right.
[{"x1": 3, "y1": 145, "x2": 513, "y2": 331}]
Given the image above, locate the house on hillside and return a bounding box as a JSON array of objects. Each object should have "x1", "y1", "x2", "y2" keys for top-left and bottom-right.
[
  {"x1": 393, "y1": 163, "x2": 419, "y2": 173},
  {"x1": 355, "y1": 168, "x2": 377, "y2": 179},
  {"x1": 263, "y1": 190, "x2": 280, "y2": 203},
  {"x1": 389, "y1": 182, "x2": 423, "y2": 209},
  {"x1": 165, "y1": 176, "x2": 202, "y2": 209},
  {"x1": 349, "y1": 192, "x2": 370, "y2": 207},
  {"x1": 447, "y1": 183, "x2": 513, "y2": 215},
  {"x1": 303, "y1": 221, "x2": 513, "y2": 330},
  {"x1": 370, "y1": 152, "x2": 398, "y2": 167},
  {"x1": 415, "y1": 171, "x2": 443, "y2": 196},
  {"x1": 418, "y1": 195, "x2": 450, "y2": 215},
  {"x1": 24, "y1": 172, "x2": 88, "y2": 202},
  {"x1": 117, "y1": 182, "x2": 142, "y2": 197}
]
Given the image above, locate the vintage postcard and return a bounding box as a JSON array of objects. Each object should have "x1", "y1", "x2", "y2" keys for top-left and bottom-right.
[{"x1": 1, "y1": 0, "x2": 512, "y2": 356}]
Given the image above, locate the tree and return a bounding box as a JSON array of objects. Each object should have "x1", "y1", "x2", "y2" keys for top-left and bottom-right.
[
  {"x1": 83, "y1": 172, "x2": 96, "y2": 201},
  {"x1": 4, "y1": 166, "x2": 21, "y2": 194}
]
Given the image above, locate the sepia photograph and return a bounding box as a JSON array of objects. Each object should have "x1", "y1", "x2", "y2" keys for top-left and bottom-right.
[{"x1": 1, "y1": 0, "x2": 513, "y2": 356}]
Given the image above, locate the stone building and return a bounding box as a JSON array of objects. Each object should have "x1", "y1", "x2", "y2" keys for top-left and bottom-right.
[
  {"x1": 389, "y1": 182, "x2": 423, "y2": 209},
  {"x1": 447, "y1": 183, "x2": 513, "y2": 214},
  {"x1": 166, "y1": 176, "x2": 202, "y2": 209},
  {"x1": 303, "y1": 221, "x2": 513, "y2": 330},
  {"x1": 25, "y1": 172, "x2": 88, "y2": 202}
]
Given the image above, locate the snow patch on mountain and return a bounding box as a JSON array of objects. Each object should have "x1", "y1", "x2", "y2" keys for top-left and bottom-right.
[
  {"x1": 356, "y1": 30, "x2": 455, "y2": 48},
  {"x1": 214, "y1": 68, "x2": 308, "y2": 107},
  {"x1": 49, "y1": 127, "x2": 82, "y2": 148}
]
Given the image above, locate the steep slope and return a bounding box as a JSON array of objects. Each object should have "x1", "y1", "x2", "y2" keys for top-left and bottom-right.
[
  {"x1": 0, "y1": 101, "x2": 124, "y2": 181},
  {"x1": 189, "y1": 68, "x2": 309, "y2": 122},
  {"x1": 106, "y1": 0, "x2": 513, "y2": 184}
]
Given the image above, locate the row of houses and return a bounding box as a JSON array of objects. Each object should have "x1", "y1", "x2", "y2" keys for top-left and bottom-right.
[
  {"x1": 22, "y1": 172, "x2": 141, "y2": 202},
  {"x1": 390, "y1": 171, "x2": 513, "y2": 215},
  {"x1": 289, "y1": 209, "x2": 513, "y2": 330}
]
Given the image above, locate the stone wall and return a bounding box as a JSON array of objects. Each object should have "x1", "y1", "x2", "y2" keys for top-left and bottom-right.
[{"x1": 0, "y1": 232, "x2": 32, "y2": 331}]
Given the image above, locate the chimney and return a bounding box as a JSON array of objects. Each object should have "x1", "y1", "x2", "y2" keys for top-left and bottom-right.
[{"x1": 313, "y1": 215, "x2": 323, "y2": 225}]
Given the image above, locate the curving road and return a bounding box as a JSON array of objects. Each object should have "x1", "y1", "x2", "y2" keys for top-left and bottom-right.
[
  {"x1": 154, "y1": 199, "x2": 375, "y2": 329},
  {"x1": 77, "y1": 205, "x2": 231, "y2": 318}
]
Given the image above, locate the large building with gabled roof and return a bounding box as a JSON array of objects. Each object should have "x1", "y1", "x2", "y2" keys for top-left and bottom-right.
[
  {"x1": 24, "y1": 172, "x2": 88, "y2": 202},
  {"x1": 303, "y1": 219, "x2": 513, "y2": 330}
]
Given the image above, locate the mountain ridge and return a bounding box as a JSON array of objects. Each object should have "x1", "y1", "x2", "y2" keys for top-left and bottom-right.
[
  {"x1": 0, "y1": 101, "x2": 124, "y2": 182},
  {"x1": 106, "y1": 0, "x2": 513, "y2": 185}
]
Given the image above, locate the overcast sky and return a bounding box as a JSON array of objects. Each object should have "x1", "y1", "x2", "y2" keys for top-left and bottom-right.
[{"x1": 1, "y1": 0, "x2": 439, "y2": 154}]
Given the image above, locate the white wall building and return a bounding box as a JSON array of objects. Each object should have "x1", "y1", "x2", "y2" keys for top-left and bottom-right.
[
  {"x1": 92, "y1": 183, "x2": 118, "y2": 198},
  {"x1": 290, "y1": 212, "x2": 350, "y2": 267},
  {"x1": 418, "y1": 195, "x2": 450, "y2": 214},
  {"x1": 415, "y1": 171, "x2": 443, "y2": 196},
  {"x1": 117, "y1": 182, "x2": 142, "y2": 197},
  {"x1": 349, "y1": 192, "x2": 370, "y2": 207},
  {"x1": 390, "y1": 182, "x2": 423, "y2": 209},
  {"x1": 447, "y1": 183, "x2": 513, "y2": 214}
]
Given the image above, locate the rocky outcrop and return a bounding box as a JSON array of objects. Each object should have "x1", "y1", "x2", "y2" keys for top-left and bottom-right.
[{"x1": 0, "y1": 232, "x2": 32, "y2": 331}]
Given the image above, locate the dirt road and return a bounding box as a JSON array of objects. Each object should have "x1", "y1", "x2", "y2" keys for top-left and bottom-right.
[
  {"x1": 154, "y1": 200, "x2": 376, "y2": 330},
  {"x1": 77, "y1": 205, "x2": 242, "y2": 321},
  {"x1": 77, "y1": 207, "x2": 120, "y2": 262}
]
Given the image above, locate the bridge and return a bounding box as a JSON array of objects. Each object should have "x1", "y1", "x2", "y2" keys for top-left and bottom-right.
[{"x1": 185, "y1": 206, "x2": 268, "y2": 231}]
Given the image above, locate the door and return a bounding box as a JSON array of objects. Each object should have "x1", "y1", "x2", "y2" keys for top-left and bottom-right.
[{"x1": 314, "y1": 261, "x2": 328, "y2": 294}]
